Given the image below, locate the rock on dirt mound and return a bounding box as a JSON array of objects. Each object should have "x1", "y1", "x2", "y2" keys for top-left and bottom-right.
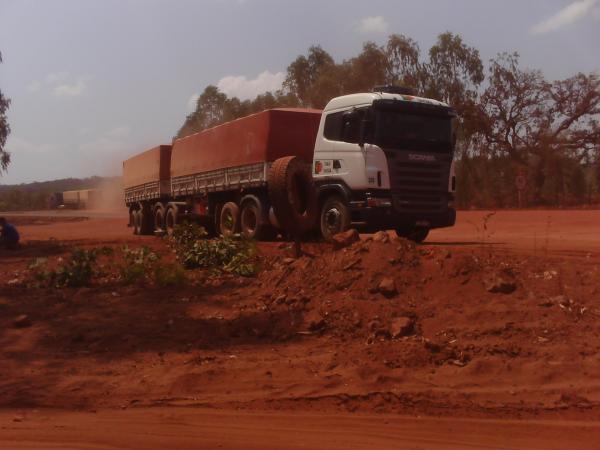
[{"x1": 331, "y1": 229, "x2": 360, "y2": 250}]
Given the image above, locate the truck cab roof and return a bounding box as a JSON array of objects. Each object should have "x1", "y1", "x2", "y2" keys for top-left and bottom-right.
[{"x1": 324, "y1": 92, "x2": 449, "y2": 113}]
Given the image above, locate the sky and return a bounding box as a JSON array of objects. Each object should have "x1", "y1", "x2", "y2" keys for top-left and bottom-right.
[{"x1": 0, "y1": 0, "x2": 599, "y2": 184}]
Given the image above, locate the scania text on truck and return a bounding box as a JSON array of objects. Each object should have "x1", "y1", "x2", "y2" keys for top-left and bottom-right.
[{"x1": 123, "y1": 86, "x2": 457, "y2": 242}]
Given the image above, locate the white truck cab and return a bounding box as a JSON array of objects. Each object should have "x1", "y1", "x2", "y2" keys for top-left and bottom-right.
[{"x1": 312, "y1": 86, "x2": 457, "y2": 242}]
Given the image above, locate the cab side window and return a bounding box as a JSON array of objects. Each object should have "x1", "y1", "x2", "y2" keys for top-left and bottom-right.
[
  {"x1": 323, "y1": 111, "x2": 344, "y2": 141},
  {"x1": 324, "y1": 108, "x2": 371, "y2": 144}
]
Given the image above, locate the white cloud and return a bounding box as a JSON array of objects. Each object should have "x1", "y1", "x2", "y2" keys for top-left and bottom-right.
[
  {"x1": 27, "y1": 72, "x2": 88, "y2": 97},
  {"x1": 45, "y1": 71, "x2": 70, "y2": 83},
  {"x1": 356, "y1": 15, "x2": 389, "y2": 34},
  {"x1": 106, "y1": 126, "x2": 131, "y2": 138},
  {"x1": 6, "y1": 136, "x2": 57, "y2": 154},
  {"x1": 52, "y1": 79, "x2": 86, "y2": 97},
  {"x1": 26, "y1": 81, "x2": 41, "y2": 93},
  {"x1": 217, "y1": 70, "x2": 284, "y2": 100},
  {"x1": 187, "y1": 93, "x2": 199, "y2": 112},
  {"x1": 530, "y1": 0, "x2": 597, "y2": 34}
]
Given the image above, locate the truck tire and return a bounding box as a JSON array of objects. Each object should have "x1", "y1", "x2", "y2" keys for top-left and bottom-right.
[
  {"x1": 219, "y1": 202, "x2": 240, "y2": 237},
  {"x1": 165, "y1": 205, "x2": 178, "y2": 237},
  {"x1": 132, "y1": 210, "x2": 140, "y2": 235},
  {"x1": 138, "y1": 207, "x2": 153, "y2": 235},
  {"x1": 268, "y1": 156, "x2": 317, "y2": 236},
  {"x1": 154, "y1": 204, "x2": 166, "y2": 233},
  {"x1": 320, "y1": 196, "x2": 351, "y2": 240},
  {"x1": 129, "y1": 208, "x2": 137, "y2": 233},
  {"x1": 396, "y1": 226, "x2": 429, "y2": 243},
  {"x1": 241, "y1": 195, "x2": 271, "y2": 240}
]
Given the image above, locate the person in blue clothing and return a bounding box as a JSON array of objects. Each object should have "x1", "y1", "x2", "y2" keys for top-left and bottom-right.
[{"x1": 0, "y1": 217, "x2": 20, "y2": 249}]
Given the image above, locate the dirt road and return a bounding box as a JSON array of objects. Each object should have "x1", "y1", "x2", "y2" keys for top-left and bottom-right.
[
  {"x1": 430, "y1": 209, "x2": 600, "y2": 256},
  {"x1": 2, "y1": 408, "x2": 600, "y2": 450},
  {"x1": 1, "y1": 209, "x2": 599, "y2": 449},
  {"x1": 8, "y1": 209, "x2": 600, "y2": 255}
]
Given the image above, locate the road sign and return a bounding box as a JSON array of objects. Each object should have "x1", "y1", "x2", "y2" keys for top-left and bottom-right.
[
  {"x1": 515, "y1": 175, "x2": 527, "y2": 191},
  {"x1": 515, "y1": 174, "x2": 527, "y2": 208}
]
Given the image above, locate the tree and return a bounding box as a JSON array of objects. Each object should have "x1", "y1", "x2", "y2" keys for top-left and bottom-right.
[
  {"x1": 283, "y1": 45, "x2": 335, "y2": 106},
  {"x1": 0, "y1": 51, "x2": 11, "y2": 171},
  {"x1": 385, "y1": 34, "x2": 422, "y2": 89},
  {"x1": 344, "y1": 42, "x2": 390, "y2": 94},
  {"x1": 479, "y1": 52, "x2": 600, "y2": 202},
  {"x1": 424, "y1": 32, "x2": 484, "y2": 108}
]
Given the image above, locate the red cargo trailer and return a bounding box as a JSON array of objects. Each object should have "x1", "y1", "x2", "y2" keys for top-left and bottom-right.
[
  {"x1": 124, "y1": 109, "x2": 321, "y2": 237},
  {"x1": 123, "y1": 145, "x2": 172, "y2": 203}
]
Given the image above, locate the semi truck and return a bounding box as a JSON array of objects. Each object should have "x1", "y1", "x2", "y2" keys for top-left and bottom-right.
[
  {"x1": 61, "y1": 189, "x2": 103, "y2": 209},
  {"x1": 123, "y1": 86, "x2": 457, "y2": 242}
]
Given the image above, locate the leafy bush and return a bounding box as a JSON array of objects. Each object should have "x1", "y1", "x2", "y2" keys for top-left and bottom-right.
[
  {"x1": 28, "y1": 248, "x2": 100, "y2": 288},
  {"x1": 171, "y1": 221, "x2": 208, "y2": 250},
  {"x1": 119, "y1": 246, "x2": 160, "y2": 284},
  {"x1": 27, "y1": 257, "x2": 51, "y2": 287},
  {"x1": 153, "y1": 263, "x2": 187, "y2": 287},
  {"x1": 171, "y1": 222, "x2": 258, "y2": 277}
]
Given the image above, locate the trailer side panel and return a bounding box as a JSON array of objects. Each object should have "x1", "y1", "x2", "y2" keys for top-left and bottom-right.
[{"x1": 170, "y1": 109, "x2": 322, "y2": 181}]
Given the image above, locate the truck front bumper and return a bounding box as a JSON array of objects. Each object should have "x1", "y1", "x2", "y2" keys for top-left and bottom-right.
[{"x1": 348, "y1": 196, "x2": 456, "y2": 232}]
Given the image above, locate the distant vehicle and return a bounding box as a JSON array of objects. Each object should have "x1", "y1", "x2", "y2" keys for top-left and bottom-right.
[
  {"x1": 60, "y1": 189, "x2": 103, "y2": 209},
  {"x1": 123, "y1": 86, "x2": 457, "y2": 242},
  {"x1": 47, "y1": 192, "x2": 64, "y2": 209}
]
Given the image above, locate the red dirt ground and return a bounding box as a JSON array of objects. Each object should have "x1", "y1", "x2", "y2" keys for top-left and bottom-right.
[{"x1": 1, "y1": 210, "x2": 599, "y2": 449}]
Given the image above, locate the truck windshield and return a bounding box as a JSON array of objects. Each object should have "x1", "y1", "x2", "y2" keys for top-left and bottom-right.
[{"x1": 373, "y1": 110, "x2": 453, "y2": 153}]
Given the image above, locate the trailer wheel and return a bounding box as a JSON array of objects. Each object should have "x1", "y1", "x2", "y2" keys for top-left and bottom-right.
[
  {"x1": 138, "y1": 207, "x2": 153, "y2": 235},
  {"x1": 395, "y1": 226, "x2": 429, "y2": 243},
  {"x1": 165, "y1": 206, "x2": 178, "y2": 237},
  {"x1": 132, "y1": 210, "x2": 140, "y2": 235},
  {"x1": 129, "y1": 208, "x2": 137, "y2": 233},
  {"x1": 240, "y1": 195, "x2": 269, "y2": 240},
  {"x1": 154, "y1": 204, "x2": 166, "y2": 233},
  {"x1": 320, "y1": 196, "x2": 351, "y2": 240},
  {"x1": 219, "y1": 202, "x2": 240, "y2": 237},
  {"x1": 268, "y1": 156, "x2": 317, "y2": 236}
]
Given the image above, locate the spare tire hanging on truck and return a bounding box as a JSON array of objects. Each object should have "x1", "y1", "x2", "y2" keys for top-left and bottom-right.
[{"x1": 268, "y1": 156, "x2": 318, "y2": 236}]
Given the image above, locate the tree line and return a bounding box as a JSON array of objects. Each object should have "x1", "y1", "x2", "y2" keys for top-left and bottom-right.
[{"x1": 178, "y1": 32, "x2": 600, "y2": 208}]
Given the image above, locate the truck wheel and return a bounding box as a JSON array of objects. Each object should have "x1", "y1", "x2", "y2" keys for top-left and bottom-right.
[
  {"x1": 320, "y1": 196, "x2": 350, "y2": 240},
  {"x1": 138, "y1": 207, "x2": 153, "y2": 235},
  {"x1": 395, "y1": 226, "x2": 429, "y2": 243},
  {"x1": 219, "y1": 202, "x2": 240, "y2": 237},
  {"x1": 129, "y1": 208, "x2": 137, "y2": 231},
  {"x1": 133, "y1": 210, "x2": 140, "y2": 235},
  {"x1": 268, "y1": 156, "x2": 318, "y2": 236},
  {"x1": 154, "y1": 204, "x2": 166, "y2": 233},
  {"x1": 165, "y1": 206, "x2": 178, "y2": 237},
  {"x1": 240, "y1": 195, "x2": 269, "y2": 240}
]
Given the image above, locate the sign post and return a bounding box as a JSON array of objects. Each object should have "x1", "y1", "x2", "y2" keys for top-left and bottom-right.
[{"x1": 515, "y1": 174, "x2": 527, "y2": 208}]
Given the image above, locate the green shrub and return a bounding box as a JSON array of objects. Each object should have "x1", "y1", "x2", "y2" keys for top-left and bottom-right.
[
  {"x1": 171, "y1": 222, "x2": 207, "y2": 250},
  {"x1": 171, "y1": 222, "x2": 258, "y2": 277},
  {"x1": 153, "y1": 263, "x2": 187, "y2": 287},
  {"x1": 53, "y1": 248, "x2": 98, "y2": 287},
  {"x1": 27, "y1": 257, "x2": 51, "y2": 287},
  {"x1": 119, "y1": 246, "x2": 160, "y2": 284}
]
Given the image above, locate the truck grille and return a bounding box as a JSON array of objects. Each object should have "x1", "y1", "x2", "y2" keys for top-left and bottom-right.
[{"x1": 385, "y1": 154, "x2": 449, "y2": 213}]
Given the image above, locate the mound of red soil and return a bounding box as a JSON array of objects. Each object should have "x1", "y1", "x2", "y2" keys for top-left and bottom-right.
[{"x1": 0, "y1": 229, "x2": 599, "y2": 421}]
